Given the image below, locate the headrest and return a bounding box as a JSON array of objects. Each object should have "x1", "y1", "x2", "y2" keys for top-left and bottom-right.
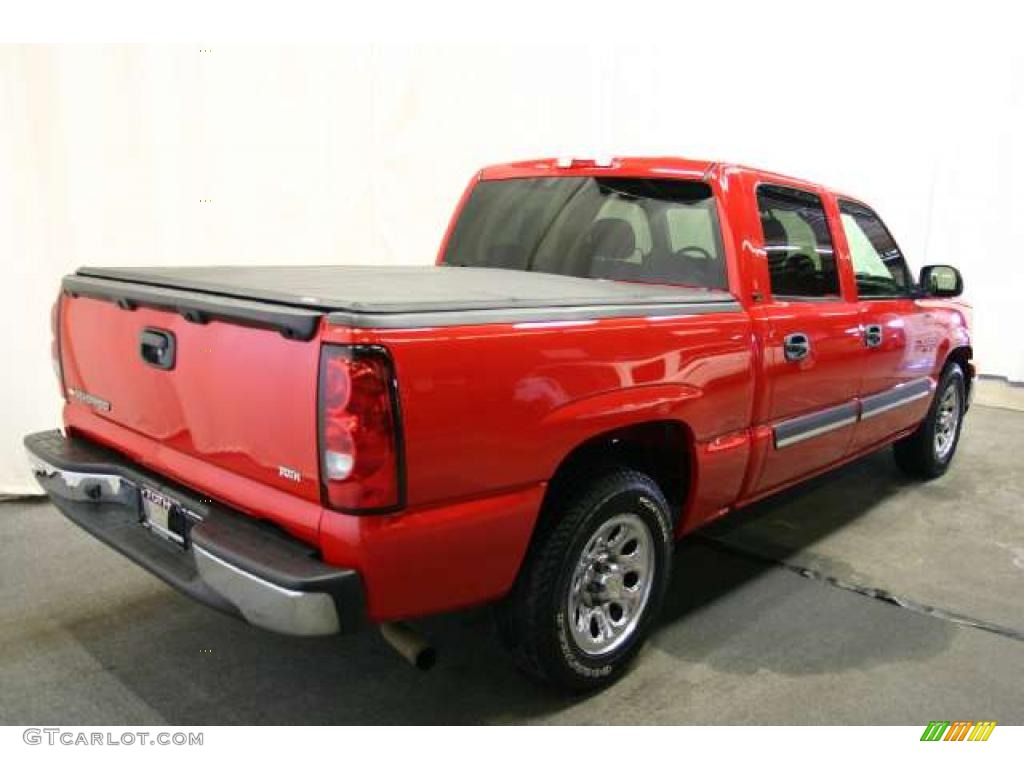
[{"x1": 586, "y1": 218, "x2": 636, "y2": 262}]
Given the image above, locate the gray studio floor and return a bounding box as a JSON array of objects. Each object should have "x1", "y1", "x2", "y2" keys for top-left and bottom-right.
[{"x1": 2, "y1": 393, "x2": 1022, "y2": 724}]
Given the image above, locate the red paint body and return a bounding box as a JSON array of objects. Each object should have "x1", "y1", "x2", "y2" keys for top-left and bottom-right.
[{"x1": 57, "y1": 157, "x2": 972, "y2": 623}]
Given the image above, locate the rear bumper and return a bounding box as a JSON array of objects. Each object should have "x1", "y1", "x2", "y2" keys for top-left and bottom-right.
[{"x1": 24, "y1": 429, "x2": 365, "y2": 637}]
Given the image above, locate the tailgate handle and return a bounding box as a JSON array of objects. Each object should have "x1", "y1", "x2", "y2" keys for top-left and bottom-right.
[{"x1": 140, "y1": 328, "x2": 176, "y2": 370}]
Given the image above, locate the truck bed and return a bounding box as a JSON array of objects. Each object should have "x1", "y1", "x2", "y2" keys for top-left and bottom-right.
[{"x1": 68, "y1": 265, "x2": 738, "y2": 333}]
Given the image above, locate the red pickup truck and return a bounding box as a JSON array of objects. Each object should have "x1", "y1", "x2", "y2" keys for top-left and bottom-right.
[{"x1": 26, "y1": 156, "x2": 972, "y2": 691}]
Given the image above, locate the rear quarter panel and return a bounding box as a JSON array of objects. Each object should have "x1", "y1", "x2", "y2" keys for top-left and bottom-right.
[
  {"x1": 319, "y1": 311, "x2": 755, "y2": 619},
  {"x1": 366, "y1": 314, "x2": 752, "y2": 508}
]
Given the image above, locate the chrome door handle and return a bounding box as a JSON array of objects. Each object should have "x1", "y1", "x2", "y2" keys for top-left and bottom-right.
[
  {"x1": 783, "y1": 332, "x2": 810, "y2": 362},
  {"x1": 864, "y1": 324, "x2": 883, "y2": 348}
]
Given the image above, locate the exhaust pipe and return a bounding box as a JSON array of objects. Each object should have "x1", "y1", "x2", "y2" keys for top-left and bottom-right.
[{"x1": 379, "y1": 622, "x2": 437, "y2": 671}]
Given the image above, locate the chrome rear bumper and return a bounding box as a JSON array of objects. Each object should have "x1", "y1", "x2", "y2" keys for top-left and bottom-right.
[{"x1": 25, "y1": 430, "x2": 365, "y2": 637}]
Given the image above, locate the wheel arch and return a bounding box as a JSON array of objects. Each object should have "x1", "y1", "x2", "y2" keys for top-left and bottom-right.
[
  {"x1": 536, "y1": 419, "x2": 694, "y2": 536},
  {"x1": 944, "y1": 345, "x2": 974, "y2": 408}
]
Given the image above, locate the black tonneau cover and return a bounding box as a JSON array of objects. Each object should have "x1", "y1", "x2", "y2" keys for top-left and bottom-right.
[{"x1": 67, "y1": 265, "x2": 739, "y2": 339}]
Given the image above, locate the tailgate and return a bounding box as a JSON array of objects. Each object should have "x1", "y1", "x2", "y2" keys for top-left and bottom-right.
[{"x1": 58, "y1": 282, "x2": 325, "y2": 522}]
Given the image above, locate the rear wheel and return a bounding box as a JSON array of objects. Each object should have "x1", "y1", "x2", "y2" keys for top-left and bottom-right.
[
  {"x1": 498, "y1": 470, "x2": 674, "y2": 692},
  {"x1": 893, "y1": 363, "x2": 966, "y2": 478}
]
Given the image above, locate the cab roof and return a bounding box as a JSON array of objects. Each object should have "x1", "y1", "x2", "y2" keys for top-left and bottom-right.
[
  {"x1": 478, "y1": 156, "x2": 715, "y2": 181},
  {"x1": 477, "y1": 156, "x2": 863, "y2": 204}
]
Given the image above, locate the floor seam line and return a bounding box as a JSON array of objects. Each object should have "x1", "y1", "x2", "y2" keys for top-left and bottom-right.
[{"x1": 696, "y1": 534, "x2": 1024, "y2": 643}]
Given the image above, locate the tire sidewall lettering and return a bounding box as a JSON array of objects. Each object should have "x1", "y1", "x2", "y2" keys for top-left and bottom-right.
[{"x1": 553, "y1": 489, "x2": 670, "y2": 679}]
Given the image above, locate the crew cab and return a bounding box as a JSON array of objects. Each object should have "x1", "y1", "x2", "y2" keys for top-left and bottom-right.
[{"x1": 25, "y1": 156, "x2": 973, "y2": 691}]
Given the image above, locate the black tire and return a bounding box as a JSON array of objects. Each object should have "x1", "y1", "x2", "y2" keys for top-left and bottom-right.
[
  {"x1": 893, "y1": 363, "x2": 966, "y2": 478},
  {"x1": 497, "y1": 470, "x2": 674, "y2": 692}
]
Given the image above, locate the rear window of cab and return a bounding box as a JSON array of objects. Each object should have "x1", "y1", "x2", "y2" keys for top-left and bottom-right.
[{"x1": 442, "y1": 177, "x2": 728, "y2": 290}]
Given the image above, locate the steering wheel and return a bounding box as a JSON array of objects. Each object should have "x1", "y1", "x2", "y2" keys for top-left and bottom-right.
[
  {"x1": 673, "y1": 245, "x2": 713, "y2": 261},
  {"x1": 784, "y1": 253, "x2": 816, "y2": 277},
  {"x1": 665, "y1": 245, "x2": 715, "y2": 285}
]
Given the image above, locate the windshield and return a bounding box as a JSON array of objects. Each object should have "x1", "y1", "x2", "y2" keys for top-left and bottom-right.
[{"x1": 442, "y1": 177, "x2": 728, "y2": 289}]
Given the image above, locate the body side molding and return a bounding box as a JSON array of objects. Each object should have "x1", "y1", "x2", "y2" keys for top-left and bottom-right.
[
  {"x1": 860, "y1": 377, "x2": 933, "y2": 420},
  {"x1": 772, "y1": 377, "x2": 934, "y2": 449},
  {"x1": 773, "y1": 402, "x2": 858, "y2": 449}
]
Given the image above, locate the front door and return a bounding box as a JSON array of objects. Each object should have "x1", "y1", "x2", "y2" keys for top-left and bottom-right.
[{"x1": 835, "y1": 199, "x2": 937, "y2": 450}]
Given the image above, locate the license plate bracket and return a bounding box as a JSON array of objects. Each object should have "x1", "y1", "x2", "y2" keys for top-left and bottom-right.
[{"x1": 141, "y1": 487, "x2": 195, "y2": 548}]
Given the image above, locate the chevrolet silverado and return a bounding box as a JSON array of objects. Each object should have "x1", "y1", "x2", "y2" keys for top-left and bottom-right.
[{"x1": 25, "y1": 156, "x2": 973, "y2": 691}]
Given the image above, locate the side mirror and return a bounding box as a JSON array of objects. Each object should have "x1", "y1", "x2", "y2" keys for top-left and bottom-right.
[{"x1": 919, "y1": 265, "x2": 963, "y2": 298}]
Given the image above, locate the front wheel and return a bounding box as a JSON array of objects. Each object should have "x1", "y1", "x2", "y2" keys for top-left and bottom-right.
[
  {"x1": 893, "y1": 363, "x2": 966, "y2": 478},
  {"x1": 497, "y1": 470, "x2": 674, "y2": 692}
]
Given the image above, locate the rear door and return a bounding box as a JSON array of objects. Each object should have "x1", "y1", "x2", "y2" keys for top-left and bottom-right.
[
  {"x1": 835, "y1": 199, "x2": 936, "y2": 450},
  {"x1": 747, "y1": 183, "x2": 863, "y2": 494}
]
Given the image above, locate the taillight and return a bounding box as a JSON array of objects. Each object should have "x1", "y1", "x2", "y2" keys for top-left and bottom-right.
[
  {"x1": 50, "y1": 293, "x2": 65, "y2": 399},
  {"x1": 318, "y1": 345, "x2": 403, "y2": 512}
]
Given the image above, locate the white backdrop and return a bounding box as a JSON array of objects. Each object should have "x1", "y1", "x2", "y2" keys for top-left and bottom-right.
[{"x1": 1, "y1": 43, "x2": 1022, "y2": 493}]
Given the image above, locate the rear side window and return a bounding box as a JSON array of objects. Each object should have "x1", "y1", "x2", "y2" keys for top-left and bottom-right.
[
  {"x1": 756, "y1": 184, "x2": 840, "y2": 298},
  {"x1": 838, "y1": 200, "x2": 912, "y2": 298}
]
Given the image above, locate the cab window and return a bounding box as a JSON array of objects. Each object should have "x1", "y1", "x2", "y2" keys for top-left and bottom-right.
[
  {"x1": 442, "y1": 177, "x2": 728, "y2": 289},
  {"x1": 838, "y1": 200, "x2": 912, "y2": 298},
  {"x1": 756, "y1": 184, "x2": 840, "y2": 298}
]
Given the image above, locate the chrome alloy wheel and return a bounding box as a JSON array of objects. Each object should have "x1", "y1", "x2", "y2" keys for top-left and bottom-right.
[
  {"x1": 934, "y1": 383, "x2": 960, "y2": 461},
  {"x1": 567, "y1": 512, "x2": 655, "y2": 657}
]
